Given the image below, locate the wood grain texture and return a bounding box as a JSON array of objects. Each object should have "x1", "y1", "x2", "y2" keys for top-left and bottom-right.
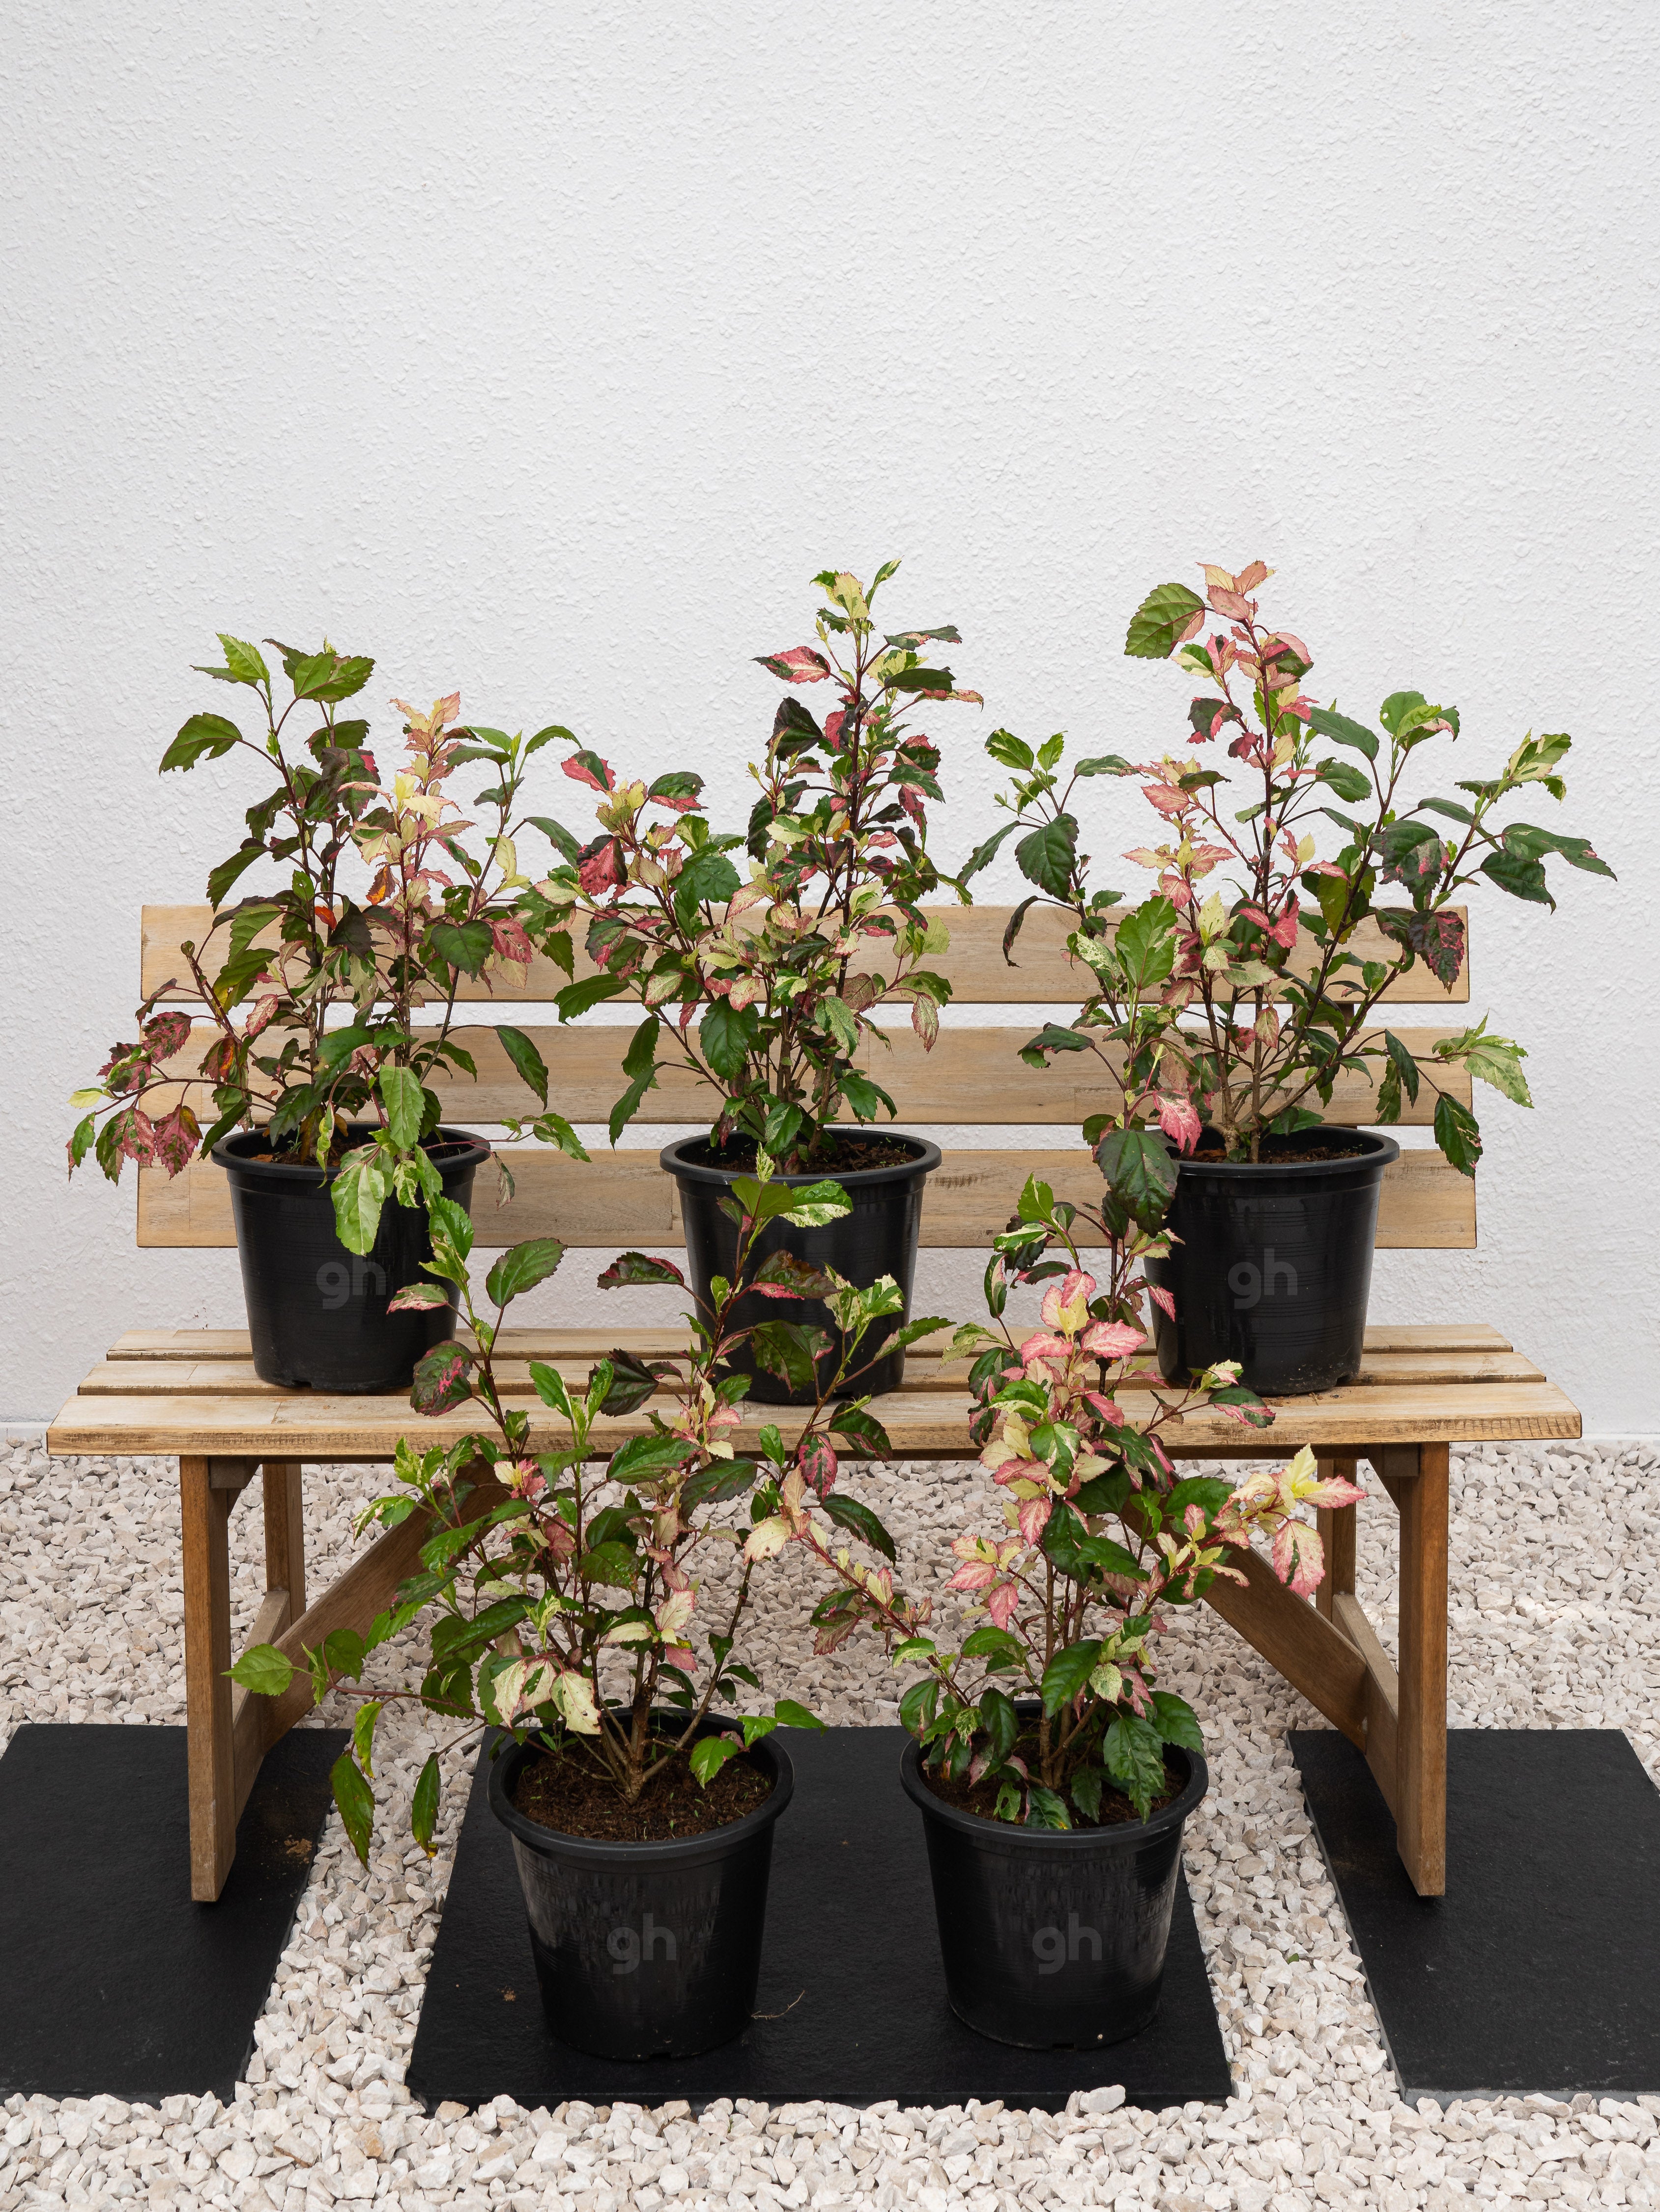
[
  {"x1": 262, "y1": 1460, "x2": 307, "y2": 1623},
  {"x1": 142, "y1": 901, "x2": 1471, "y2": 1006},
  {"x1": 71, "y1": 1345, "x2": 1549, "y2": 1399},
  {"x1": 1332, "y1": 1591, "x2": 1402, "y2": 1819},
  {"x1": 136, "y1": 1144, "x2": 1478, "y2": 1251},
  {"x1": 180, "y1": 1456, "x2": 236, "y2": 1901},
  {"x1": 149, "y1": 1019, "x2": 1471, "y2": 1129},
  {"x1": 1314, "y1": 1475, "x2": 1359, "y2": 1624},
  {"x1": 1396, "y1": 1442, "x2": 1450, "y2": 1896},
  {"x1": 46, "y1": 1377, "x2": 1582, "y2": 1460},
  {"x1": 1201, "y1": 1542, "x2": 1370, "y2": 1744}
]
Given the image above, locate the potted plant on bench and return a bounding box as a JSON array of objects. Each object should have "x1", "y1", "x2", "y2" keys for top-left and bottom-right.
[
  {"x1": 766, "y1": 1165, "x2": 1353, "y2": 2045},
  {"x1": 232, "y1": 1161, "x2": 935, "y2": 2058},
  {"x1": 68, "y1": 636, "x2": 587, "y2": 1392},
  {"x1": 530, "y1": 562, "x2": 983, "y2": 1403},
  {"x1": 979, "y1": 560, "x2": 1611, "y2": 1393}
]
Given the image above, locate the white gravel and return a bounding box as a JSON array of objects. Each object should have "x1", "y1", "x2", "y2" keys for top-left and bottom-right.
[{"x1": 1, "y1": 1433, "x2": 1658, "y2": 2211}]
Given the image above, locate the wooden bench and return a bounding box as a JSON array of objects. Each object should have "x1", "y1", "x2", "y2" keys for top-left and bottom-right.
[{"x1": 47, "y1": 903, "x2": 1581, "y2": 1901}]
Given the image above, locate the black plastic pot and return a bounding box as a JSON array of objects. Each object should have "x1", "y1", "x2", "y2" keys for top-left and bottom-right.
[
  {"x1": 901, "y1": 1733, "x2": 1208, "y2": 2048},
  {"x1": 211, "y1": 1123, "x2": 490, "y2": 1394},
  {"x1": 487, "y1": 1719, "x2": 794, "y2": 2061},
  {"x1": 661, "y1": 1131, "x2": 942, "y2": 1406},
  {"x1": 1143, "y1": 1126, "x2": 1401, "y2": 1397}
]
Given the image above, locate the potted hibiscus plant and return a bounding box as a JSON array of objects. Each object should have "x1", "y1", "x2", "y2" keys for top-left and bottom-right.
[
  {"x1": 68, "y1": 635, "x2": 586, "y2": 1391},
  {"x1": 768, "y1": 1166, "x2": 1358, "y2": 2046},
  {"x1": 529, "y1": 562, "x2": 982, "y2": 1404},
  {"x1": 231, "y1": 1156, "x2": 940, "y2": 2059},
  {"x1": 976, "y1": 560, "x2": 1611, "y2": 1392}
]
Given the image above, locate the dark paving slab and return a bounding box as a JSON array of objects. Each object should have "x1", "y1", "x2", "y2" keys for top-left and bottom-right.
[
  {"x1": 1293, "y1": 1728, "x2": 1660, "y2": 2103},
  {"x1": 0, "y1": 1723, "x2": 345, "y2": 2103},
  {"x1": 409, "y1": 1725, "x2": 1231, "y2": 2113}
]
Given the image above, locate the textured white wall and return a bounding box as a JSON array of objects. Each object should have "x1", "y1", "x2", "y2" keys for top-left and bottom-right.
[{"x1": 6, "y1": 1, "x2": 1657, "y2": 1429}]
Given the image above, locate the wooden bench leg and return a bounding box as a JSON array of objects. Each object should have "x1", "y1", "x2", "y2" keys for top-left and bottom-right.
[
  {"x1": 1394, "y1": 1442, "x2": 1449, "y2": 1897},
  {"x1": 1314, "y1": 1456, "x2": 1358, "y2": 1625},
  {"x1": 263, "y1": 1459, "x2": 306, "y2": 1624},
  {"x1": 180, "y1": 1455, "x2": 237, "y2": 1902}
]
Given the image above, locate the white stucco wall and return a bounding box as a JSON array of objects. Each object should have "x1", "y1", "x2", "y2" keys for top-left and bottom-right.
[{"x1": 6, "y1": 2, "x2": 1657, "y2": 1429}]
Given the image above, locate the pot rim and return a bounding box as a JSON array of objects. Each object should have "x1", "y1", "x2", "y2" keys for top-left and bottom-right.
[
  {"x1": 660, "y1": 1129, "x2": 942, "y2": 1190},
  {"x1": 899, "y1": 1735, "x2": 1207, "y2": 1849},
  {"x1": 487, "y1": 1717, "x2": 795, "y2": 1867},
  {"x1": 212, "y1": 1122, "x2": 492, "y2": 1185},
  {"x1": 1167, "y1": 1125, "x2": 1401, "y2": 1178}
]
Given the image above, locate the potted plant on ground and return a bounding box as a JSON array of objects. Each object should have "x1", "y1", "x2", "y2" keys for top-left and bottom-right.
[
  {"x1": 976, "y1": 560, "x2": 1612, "y2": 1392},
  {"x1": 526, "y1": 563, "x2": 981, "y2": 1403},
  {"x1": 68, "y1": 636, "x2": 587, "y2": 1391},
  {"x1": 768, "y1": 1168, "x2": 1356, "y2": 2046},
  {"x1": 232, "y1": 1156, "x2": 938, "y2": 2058}
]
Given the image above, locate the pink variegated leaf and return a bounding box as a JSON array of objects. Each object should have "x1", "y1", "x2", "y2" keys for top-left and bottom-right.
[
  {"x1": 1267, "y1": 903, "x2": 1300, "y2": 951},
  {"x1": 910, "y1": 992, "x2": 939, "y2": 1048},
  {"x1": 148, "y1": 1105, "x2": 201, "y2": 1176},
  {"x1": 388, "y1": 1282, "x2": 451, "y2": 1310},
  {"x1": 1146, "y1": 1283, "x2": 1177, "y2": 1321},
  {"x1": 987, "y1": 1582, "x2": 1022, "y2": 1630},
  {"x1": 1020, "y1": 1332, "x2": 1073, "y2": 1368},
  {"x1": 1039, "y1": 1270, "x2": 1095, "y2": 1334},
  {"x1": 141, "y1": 1011, "x2": 193, "y2": 1061},
  {"x1": 947, "y1": 1560, "x2": 998, "y2": 1593},
  {"x1": 1080, "y1": 1320, "x2": 1146, "y2": 1360},
  {"x1": 796, "y1": 1437, "x2": 837, "y2": 1497},
  {"x1": 1016, "y1": 1495, "x2": 1052, "y2": 1546},
  {"x1": 1083, "y1": 1391, "x2": 1126, "y2": 1427},
  {"x1": 1271, "y1": 1517, "x2": 1325, "y2": 1597},
  {"x1": 1235, "y1": 561, "x2": 1273, "y2": 595},
  {"x1": 1154, "y1": 1093, "x2": 1202, "y2": 1152},
  {"x1": 577, "y1": 836, "x2": 625, "y2": 896},
  {"x1": 1206, "y1": 585, "x2": 1252, "y2": 620},
  {"x1": 755, "y1": 646, "x2": 832, "y2": 684},
  {"x1": 1300, "y1": 1474, "x2": 1368, "y2": 1511},
  {"x1": 562, "y1": 747, "x2": 616, "y2": 793},
  {"x1": 489, "y1": 916, "x2": 534, "y2": 969}
]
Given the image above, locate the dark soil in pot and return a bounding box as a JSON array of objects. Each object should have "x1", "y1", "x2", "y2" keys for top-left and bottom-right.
[
  {"x1": 1143, "y1": 1125, "x2": 1400, "y2": 1397},
  {"x1": 661, "y1": 1129, "x2": 941, "y2": 1406},
  {"x1": 488, "y1": 1717, "x2": 794, "y2": 2061},
  {"x1": 901, "y1": 1733, "x2": 1208, "y2": 2048},
  {"x1": 212, "y1": 1122, "x2": 490, "y2": 1394}
]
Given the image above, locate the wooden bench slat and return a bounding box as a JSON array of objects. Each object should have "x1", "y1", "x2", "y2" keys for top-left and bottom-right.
[
  {"x1": 150, "y1": 1021, "x2": 1472, "y2": 1129},
  {"x1": 44, "y1": 1376, "x2": 1583, "y2": 1460},
  {"x1": 103, "y1": 1320, "x2": 1518, "y2": 1361},
  {"x1": 142, "y1": 902, "x2": 1471, "y2": 1007},
  {"x1": 136, "y1": 1145, "x2": 1477, "y2": 1252},
  {"x1": 74, "y1": 1346, "x2": 1548, "y2": 1398}
]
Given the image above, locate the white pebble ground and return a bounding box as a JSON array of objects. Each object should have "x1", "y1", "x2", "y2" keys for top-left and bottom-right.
[{"x1": 1, "y1": 1434, "x2": 1657, "y2": 2211}]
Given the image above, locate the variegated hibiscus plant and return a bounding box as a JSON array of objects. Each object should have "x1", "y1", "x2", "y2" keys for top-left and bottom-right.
[
  {"x1": 775, "y1": 1174, "x2": 1363, "y2": 1826},
  {"x1": 528, "y1": 563, "x2": 980, "y2": 1167},
  {"x1": 981, "y1": 562, "x2": 1611, "y2": 1169},
  {"x1": 232, "y1": 1159, "x2": 936, "y2": 1857},
  {"x1": 68, "y1": 635, "x2": 587, "y2": 1250}
]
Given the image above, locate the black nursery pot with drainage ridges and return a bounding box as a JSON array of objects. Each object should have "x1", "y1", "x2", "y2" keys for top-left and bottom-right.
[
  {"x1": 211, "y1": 1123, "x2": 490, "y2": 1394},
  {"x1": 901, "y1": 1730, "x2": 1208, "y2": 2049},
  {"x1": 661, "y1": 1130, "x2": 941, "y2": 1406},
  {"x1": 487, "y1": 1717, "x2": 794, "y2": 2061},
  {"x1": 1143, "y1": 1126, "x2": 1400, "y2": 1397}
]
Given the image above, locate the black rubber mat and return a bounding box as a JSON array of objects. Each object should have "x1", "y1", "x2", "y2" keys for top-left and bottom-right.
[
  {"x1": 408, "y1": 1725, "x2": 1231, "y2": 2112},
  {"x1": 0, "y1": 1723, "x2": 345, "y2": 2102},
  {"x1": 1293, "y1": 1728, "x2": 1660, "y2": 2102}
]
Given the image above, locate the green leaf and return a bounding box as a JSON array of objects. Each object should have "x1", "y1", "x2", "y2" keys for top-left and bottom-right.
[
  {"x1": 607, "y1": 1433, "x2": 698, "y2": 1485},
  {"x1": 978, "y1": 1685, "x2": 1020, "y2": 1763},
  {"x1": 1092, "y1": 1127, "x2": 1177, "y2": 1230},
  {"x1": 985, "y1": 728, "x2": 1034, "y2": 771},
  {"x1": 899, "y1": 1677, "x2": 941, "y2": 1735},
  {"x1": 749, "y1": 1319, "x2": 824, "y2": 1393},
  {"x1": 773, "y1": 1698, "x2": 825, "y2": 1731},
  {"x1": 681, "y1": 1457, "x2": 760, "y2": 1511},
  {"x1": 216, "y1": 634, "x2": 271, "y2": 687},
  {"x1": 1124, "y1": 581, "x2": 1206, "y2": 660},
  {"x1": 411, "y1": 1752, "x2": 441, "y2": 1854},
  {"x1": 379, "y1": 1066, "x2": 426, "y2": 1150},
  {"x1": 960, "y1": 821, "x2": 1018, "y2": 882},
  {"x1": 1149, "y1": 1690, "x2": 1204, "y2": 1752},
  {"x1": 577, "y1": 1541, "x2": 639, "y2": 1588},
  {"x1": 1307, "y1": 704, "x2": 1379, "y2": 760},
  {"x1": 1040, "y1": 1640, "x2": 1102, "y2": 1716},
  {"x1": 330, "y1": 1152, "x2": 390, "y2": 1256},
  {"x1": 700, "y1": 999, "x2": 760, "y2": 1081},
  {"x1": 1480, "y1": 849, "x2": 1553, "y2": 906},
  {"x1": 690, "y1": 1734, "x2": 742, "y2": 1787},
  {"x1": 496, "y1": 1025, "x2": 549, "y2": 1106},
  {"x1": 527, "y1": 815, "x2": 583, "y2": 865},
  {"x1": 1114, "y1": 896, "x2": 1178, "y2": 988},
  {"x1": 352, "y1": 1699, "x2": 382, "y2": 1778},
  {"x1": 960, "y1": 1624, "x2": 1028, "y2": 1672},
  {"x1": 1502, "y1": 822, "x2": 1614, "y2": 879},
  {"x1": 1025, "y1": 1784, "x2": 1072, "y2": 1830},
  {"x1": 410, "y1": 1339, "x2": 475, "y2": 1414},
  {"x1": 1071, "y1": 1766, "x2": 1105, "y2": 1822},
  {"x1": 330, "y1": 1750, "x2": 376, "y2": 1865},
  {"x1": 428, "y1": 918, "x2": 495, "y2": 976},
  {"x1": 675, "y1": 844, "x2": 742, "y2": 915},
  {"x1": 775, "y1": 1179, "x2": 853, "y2": 1228},
  {"x1": 1434, "y1": 1092, "x2": 1483, "y2": 1176},
  {"x1": 1104, "y1": 1710, "x2": 1168, "y2": 1821},
  {"x1": 161, "y1": 712, "x2": 242, "y2": 772},
  {"x1": 822, "y1": 1495, "x2": 896, "y2": 1561},
  {"x1": 555, "y1": 973, "x2": 626, "y2": 1021},
  {"x1": 485, "y1": 1237, "x2": 566, "y2": 1307},
  {"x1": 1015, "y1": 815, "x2": 1078, "y2": 898},
  {"x1": 596, "y1": 1251, "x2": 686, "y2": 1289},
  {"x1": 227, "y1": 1643, "x2": 295, "y2": 1696},
  {"x1": 1165, "y1": 1476, "x2": 1233, "y2": 1524},
  {"x1": 1074, "y1": 754, "x2": 1135, "y2": 777},
  {"x1": 828, "y1": 1403, "x2": 892, "y2": 1454},
  {"x1": 1317, "y1": 759, "x2": 1373, "y2": 804},
  {"x1": 1382, "y1": 1029, "x2": 1422, "y2": 1108}
]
